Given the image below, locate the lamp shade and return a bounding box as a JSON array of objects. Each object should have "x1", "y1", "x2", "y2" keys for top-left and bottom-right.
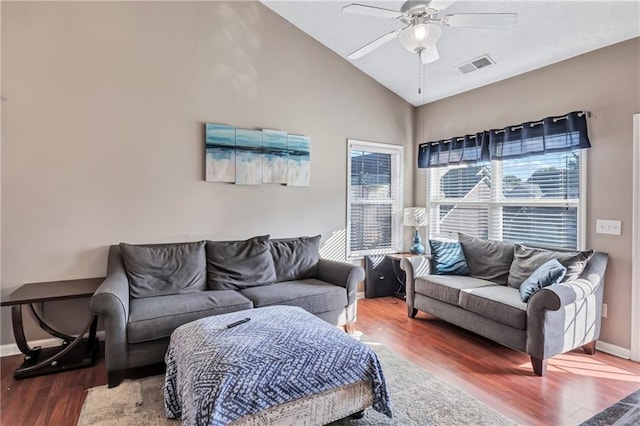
[{"x1": 403, "y1": 207, "x2": 428, "y2": 227}]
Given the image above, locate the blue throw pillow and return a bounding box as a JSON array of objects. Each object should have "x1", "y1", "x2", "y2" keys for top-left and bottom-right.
[
  {"x1": 519, "y1": 259, "x2": 567, "y2": 303},
  {"x1": 429, "y1": 240, "x2": 470, "y2": 276}
]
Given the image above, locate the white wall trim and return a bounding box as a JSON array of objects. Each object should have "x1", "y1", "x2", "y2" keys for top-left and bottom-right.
[
  {"x1": 578, "y1": 147, "x2": 588, "y2": 250},
  {"x1": 4, "y1": 335, "x2": 629, "y2": 360},
  {"x1": 0, "y1": 331, "x2": 104, "y2": 358},
  {"x1": 346, "y1": 139, "x2": 405, "y2": 259},
  {"x1": 356, "y1": 291, "x2": 365, "y2": 299},
  {"x1": 1, "y1": 337, "x2": 62, "y2": 358},
  {"x1": 631, "y1": 113, "x2": 640, "y2": 362},
  {"x1": 596, "y1": 340, "x2": 632, "y2": 360}
]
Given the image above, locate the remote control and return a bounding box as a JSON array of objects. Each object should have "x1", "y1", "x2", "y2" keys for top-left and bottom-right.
[{"x1": 226, "y1": 318, "x2": 250, "y2": 328}]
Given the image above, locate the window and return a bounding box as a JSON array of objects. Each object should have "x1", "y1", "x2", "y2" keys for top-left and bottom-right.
[
  {"x1": 347, "y1": 140, "x2": 404, "y2": 258},
  {"x1": 427, "y1": 149, "x2": 585, "y2": 250}
]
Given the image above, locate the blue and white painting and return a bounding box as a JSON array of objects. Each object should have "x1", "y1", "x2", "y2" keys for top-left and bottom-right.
[
  {"x1": 205, "y1": 123, "x2": 236, "y2": 183},
  {"x1": 235, "y1": 129, "x2": 263, "y2": 185},
  {"x1": 287, "y1": 134, "x2": 310, "y2": 187},
  {"x1": 262, "y1": 129, "x2": 288, "y2": 184}
]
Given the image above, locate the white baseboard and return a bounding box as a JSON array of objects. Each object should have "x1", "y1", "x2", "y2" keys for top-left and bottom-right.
[
  {"x1": 596, "y1": 340, "x2": 632, "y2": 359},
  {"x1": 2, "y1": 332, "x2": 630, "y2": 362},
  {"x1": 0, "y1": 331, "x2": 104, "y2": 358},
  {"x1": 356, "y1": 291, "x2": 365, "y2": 299}
]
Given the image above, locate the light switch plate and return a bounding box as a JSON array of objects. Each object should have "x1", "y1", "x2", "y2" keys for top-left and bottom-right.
[{"x1": 596, "y1": 219, "x2": 622, "y2": 235}]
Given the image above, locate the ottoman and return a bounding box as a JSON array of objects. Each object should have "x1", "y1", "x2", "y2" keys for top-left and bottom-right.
[{"x1": 163, "y1": 306, "x2": 392, "y2": 426}]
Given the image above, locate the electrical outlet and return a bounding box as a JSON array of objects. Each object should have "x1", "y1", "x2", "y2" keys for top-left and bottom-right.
[
  {"x1": 602, "y1": 303, "x2": 608, "y2": 318},
  {"x1": 596, "y1": 219, "x2": 622, "y2": 235}
]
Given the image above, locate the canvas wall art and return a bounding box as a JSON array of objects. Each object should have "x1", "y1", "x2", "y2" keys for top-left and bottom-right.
[
  {"x1": 235, "y1": 129, "x2": 263, "y2": 185},
  {"x1": 204, "y1": 123, "x2": 310, "y2": 186},
  {"x1": 262, "y1": 129, "x2": 288, "y2": 184},
  {"x1": 287, "y1": 134, "x2": 311, "y2": 187},
  {"x1": 205, "y1": 123, "x2": 236, "y2": 183}
]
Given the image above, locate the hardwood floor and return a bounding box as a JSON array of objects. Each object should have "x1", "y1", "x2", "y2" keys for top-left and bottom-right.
[{"x1": 2, "y1": 297, "x2": 639, "y2": 425}]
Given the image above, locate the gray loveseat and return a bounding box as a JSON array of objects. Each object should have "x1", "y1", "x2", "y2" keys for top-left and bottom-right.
[
  {"x1": 400, "y1": 234, "x2": 608, "y2": 376},
  {"x1": 89, "y1": 235, "x2": 364, "y2": 387}
]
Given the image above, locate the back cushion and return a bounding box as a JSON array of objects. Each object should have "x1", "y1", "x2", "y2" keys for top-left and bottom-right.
[
  {"x1": 270, "y1": 235, "x2": 321, "y2": 282},
  {"x1": 458, "y1": 233, "x2": 514, "y2": 285},
  {"x1": 119, "y1": 241, "x2": 207, "y2": 299},
  {"x1": 206, "y1": 235, "x2": 277, "y2": 290},
  {"x1": 507, "y1": 244, "x2": 594, "y2": 288}
]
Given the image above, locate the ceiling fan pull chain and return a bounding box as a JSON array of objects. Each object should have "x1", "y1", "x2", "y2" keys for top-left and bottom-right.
[{"x1": 418, "y1": 56, "x2": 422, "y2": 95}]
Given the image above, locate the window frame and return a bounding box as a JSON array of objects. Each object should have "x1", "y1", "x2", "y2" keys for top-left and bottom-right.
[
  {"x1": 347, "y1": 139, "x2": 404, "y2": 259},
  {"x1": 425, "y1": 149, "x2": 587, "y2": 250}
]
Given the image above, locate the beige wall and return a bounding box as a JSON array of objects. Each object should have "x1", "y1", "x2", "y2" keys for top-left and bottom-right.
[
  {"x1": 0, "y1": 1, "x2": 415, "y2": 345},
  {"x1": 416, "y1": 38, "x2": 640, "y2": 349},
  {"x1": 3, "y1": 1, "x2": 636, "y2": 351}
]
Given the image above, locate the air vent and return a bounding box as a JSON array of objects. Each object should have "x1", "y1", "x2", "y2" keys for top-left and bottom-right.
[{"x1": 456, "y1": 55, "x2": 495, "y2": 74}]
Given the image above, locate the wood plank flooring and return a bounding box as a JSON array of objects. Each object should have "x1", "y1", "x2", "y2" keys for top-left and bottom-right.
[{"x1": 2, "y1": 297, "x2": 639, "y2": 425}]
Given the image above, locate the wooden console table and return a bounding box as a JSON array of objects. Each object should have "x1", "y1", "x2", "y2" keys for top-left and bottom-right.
[{"x1": 1, "y1": 277, "x2": 103, "y2": 379}]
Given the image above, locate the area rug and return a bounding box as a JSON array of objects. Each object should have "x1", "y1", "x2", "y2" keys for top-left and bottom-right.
[
  {"x1": 78, "y1": 337, "x2": 515, "y2": 426},
  {"x1": 580, "y1": 389, "x2": 640, "y2": 426}
]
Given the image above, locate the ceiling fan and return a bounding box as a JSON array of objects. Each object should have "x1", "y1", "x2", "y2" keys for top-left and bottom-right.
[{"x1": 343, "y1": 0, "x2": 518, "y2": 64}]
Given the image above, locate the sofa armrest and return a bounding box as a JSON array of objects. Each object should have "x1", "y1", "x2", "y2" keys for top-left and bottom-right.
[
  {"x1": 316, "y1": 259, "x2": 364, "y2": 324},
  {"x1": 526, "y1": 252, "x2": 608, "y2": 360},
  {"x1": 400, "y1": 256, "x2": 431, "y2": 316},
  {"x1": 527, "y1": 278, "x2": 600, "y2": 311},
  {"x1": 88, "y1": 245, "x2": 130, "y2": 372}
]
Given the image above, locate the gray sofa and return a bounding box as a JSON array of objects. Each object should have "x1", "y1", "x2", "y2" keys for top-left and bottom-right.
[
  {"x1": 400, "y1": 234, "x2": 608, "y2": 376},
  {"x1": 89, "y1": 235, "x2": 364, "y2": 387}
]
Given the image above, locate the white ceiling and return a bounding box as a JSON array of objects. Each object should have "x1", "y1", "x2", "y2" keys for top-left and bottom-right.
[{"x1": 262, "y1": 0, "x2": 640, "y2": 106}]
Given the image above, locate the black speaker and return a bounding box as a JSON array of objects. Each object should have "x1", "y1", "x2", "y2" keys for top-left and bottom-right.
[{"x1": 364, "y1": 255, "x2": 405, "y2": 299}]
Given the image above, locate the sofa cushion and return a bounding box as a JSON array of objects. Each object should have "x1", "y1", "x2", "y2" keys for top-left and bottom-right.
[
  {"x1": 519, "y1": 259, "x2": 567, "y2": 303},
  {"x1": 459, "y1": 286, "x2": 527, "y2": 330},
  {"x1": 206, "y1": 236, "x2": 277, "y2": 290},
  {"x1": 239, "y1": 279, "x2": 346, "y2": 314},
  {"x1": 270, "y1": 235, "x2": 321, "y2": 282},
  {"x1": 127, "y1": 291, "x2": 253, "y2": 343},
  {"x1": 508, "y1": 244, "x2": 594, "y2": 288},
  {"x1": 120, "y1": 241, "x2": 206, "y2": 299},
  {"x1": 429, "y1": 240, "x2": 470, "y2": 275},
  {"x1": 458, "y1": 233, "x2": 514, "y2": 285},
  {"x1": 415, "y1": 275, "x2": 496, "y2": 306}
]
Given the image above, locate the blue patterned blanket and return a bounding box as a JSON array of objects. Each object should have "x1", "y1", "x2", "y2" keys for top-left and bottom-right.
[{"x1": 164, "y1": 306, "x2": 392, "y2": 426}]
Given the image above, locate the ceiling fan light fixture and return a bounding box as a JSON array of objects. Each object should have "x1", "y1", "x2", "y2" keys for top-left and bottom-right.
[
  {"x1": 398, "y1": 23, "x2": 442, "y2": 54},
  {"x1": 414, "y1": 25, "x2": 427, "y2": 40}
]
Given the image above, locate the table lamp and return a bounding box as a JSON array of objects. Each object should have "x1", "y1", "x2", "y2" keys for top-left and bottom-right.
[{"x1": 403, "y1": 207, "x2": 428, "y2": 254}]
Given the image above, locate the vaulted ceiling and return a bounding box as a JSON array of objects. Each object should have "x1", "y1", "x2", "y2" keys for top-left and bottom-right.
[{"x1": 262, "y1": 1, "x2": 640, "y2": 106}]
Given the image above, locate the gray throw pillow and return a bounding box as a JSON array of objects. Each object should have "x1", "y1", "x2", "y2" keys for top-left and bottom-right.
[
  {"x1": 119, "y1": 241, "x2": 207, "y2": 299},
  {"x1": 507, "y1": 244, "x2": 594, "y2": 289},
  {"x1": 270, "y1": 235, "x2": 321, "y2": 282},
  {"x1": 457, "y1": 233, "x2": 514, "y2": 285},
  {"x1": 206, "y1": 235, "x2": 277, "y2": 290}
]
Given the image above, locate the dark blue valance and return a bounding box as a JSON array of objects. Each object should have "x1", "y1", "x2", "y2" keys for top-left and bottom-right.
[
  {"x1": 418, "y1": 132, "x2": 490, "y2": 168},
  {"x1": 418, "y1": 111, "x2": 591, "y2": 168},
  {"x1": 488, "y1": 111, "x2": 591, "y2": 160}
]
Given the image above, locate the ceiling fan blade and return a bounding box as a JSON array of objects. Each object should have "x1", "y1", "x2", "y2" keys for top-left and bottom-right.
[
  {"x1": 420, "y1": 46, "x2": 439, "y2": 64},
  {"x1": 342, "y1": 3, "x2": 402, "y2": 19},
  {"x1": 429, "y1": 0, "x2": 456, "y2": 11},
  {"x1": 347, "y1": 29, "x2": 401, "y2": 60},
  {"x1": 442, "y1": 13, "x2": 518, "y2": 28}
]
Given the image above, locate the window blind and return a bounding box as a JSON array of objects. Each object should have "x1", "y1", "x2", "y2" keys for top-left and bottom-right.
[
  {"x1": 348, "y1": 142, "x2": 403, "y2": 257},
  {"x1": 427, "y1": 150, "x2": 581, "y2": 250}
]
